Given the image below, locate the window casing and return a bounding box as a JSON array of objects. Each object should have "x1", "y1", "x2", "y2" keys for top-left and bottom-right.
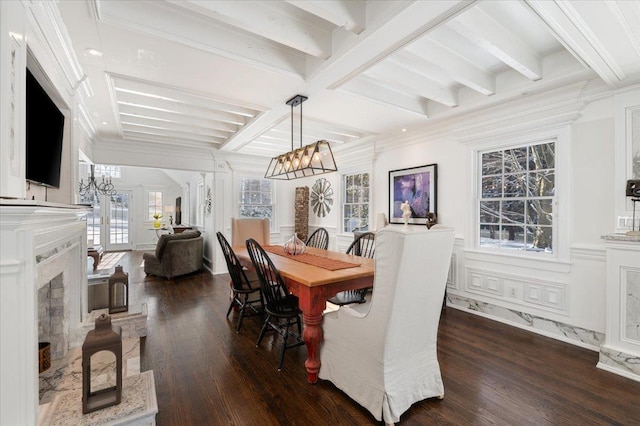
[
  {"x1": 147, "y1": 191, "x2": 163, "y2": 220},
  {"x1": 478, "y1": 141, "x2": 555, "y2": 253},
  {"x1": 239, "y1": 178, "x2": 273, "y2": 225},
  {"x1": 343, "y1": 172, "x2": 370, "y2": 233},
  {"x1": 86, "y1": 204, "x2": 101, "y2": 246},
  {"x1": 195, "y1": 182, "x2": 204, "y2": 226},
  {"x1": 94, "y1": 164, "x2": 121, "y2": 179}
]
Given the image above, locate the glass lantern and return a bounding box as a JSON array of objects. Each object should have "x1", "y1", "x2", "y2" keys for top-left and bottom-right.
[{"x1": 109, "y1": 265, "x2": 129, "y2": 314}]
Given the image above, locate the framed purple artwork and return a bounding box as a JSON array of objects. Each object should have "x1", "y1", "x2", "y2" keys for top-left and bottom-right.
[{"x1": 389, "y1": 164, "x2": 437, "y2": 225}]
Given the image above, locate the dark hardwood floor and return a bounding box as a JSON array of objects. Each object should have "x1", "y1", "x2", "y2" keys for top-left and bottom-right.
[{"x1": 109, "y1": 250, "x2": 640, "y2": 425}]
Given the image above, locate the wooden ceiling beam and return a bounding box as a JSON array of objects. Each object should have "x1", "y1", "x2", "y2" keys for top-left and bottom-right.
[
  {"x1": 448, "y1": 6, "x2": 542, "y2": 81},
  {"x1": 221, "y1": 1, "x2": 472, "y2": 152},
  {"x1": 96, "y1": 0, "x2": 307, "y2": 77},
  {"x1": 365, "y1": 60, "x2": 458, "y2": 107},
  {"x1": 339, "y1": 75, "x2": 430, "y2": 116},
  {"x1": 405, "y1": 36, "x2": 495, "y2": 96},
  {"x1": 525, "y1": 0, "x2": 623, "y2": 85},
  {"x1": 167, "y1": 0, "x2": 332, "y2": 59},
  {"x1": 286, "y1": 0, "x2": 366, "y2": 34}
]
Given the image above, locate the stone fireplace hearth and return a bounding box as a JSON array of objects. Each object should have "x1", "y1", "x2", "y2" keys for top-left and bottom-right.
[
  {"x1": 38, "y1": 273, "x2": 67, "y2": 361},
  {"x1": 0, "y1": 200, "x2": 89, "y2": 425}
]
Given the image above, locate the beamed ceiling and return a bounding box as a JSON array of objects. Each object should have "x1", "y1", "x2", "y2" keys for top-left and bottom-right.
[{"x1": 56, "y1": 0, "x2": 640, "y2": 160}]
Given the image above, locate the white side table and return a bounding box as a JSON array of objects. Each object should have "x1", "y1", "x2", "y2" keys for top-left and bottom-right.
[{"x1": 148, "y1": 226, "x2": 172, "y2": 239}]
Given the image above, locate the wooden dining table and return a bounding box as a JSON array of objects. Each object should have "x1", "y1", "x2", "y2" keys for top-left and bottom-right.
[{"x1": 233, "y1": 245, "x2": 374, "y2": 383}]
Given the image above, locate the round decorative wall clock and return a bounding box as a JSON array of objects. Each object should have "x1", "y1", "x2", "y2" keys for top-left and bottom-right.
[{"x1": 310, "y1": 178, "x2": 333, "y2": 217}]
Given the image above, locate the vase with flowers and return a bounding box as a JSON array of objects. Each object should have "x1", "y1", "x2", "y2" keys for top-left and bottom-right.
[{"x1": 153, "y1": 213, "x2": 162, "y2": 228}]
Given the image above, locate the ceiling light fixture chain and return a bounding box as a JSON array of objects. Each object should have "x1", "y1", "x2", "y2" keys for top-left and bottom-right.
[{"x1": 265, "y1": 94, "x2": 338, "y2": 180}]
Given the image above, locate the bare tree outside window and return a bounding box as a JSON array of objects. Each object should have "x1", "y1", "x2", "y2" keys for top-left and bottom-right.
[
  {"x1": 343, "y1": 173, "x2": 369, "y2": 233},
  {"x1": 239, "y1": 178, "x2": 273, "y2": 223},
  {"x1": 479, "y1": 141, "x2": 555, "y2": 253}
]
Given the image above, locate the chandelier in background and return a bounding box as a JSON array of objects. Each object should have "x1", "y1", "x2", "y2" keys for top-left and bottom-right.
[
  {"x1": 264, "y1": 95, "x2": 337, "y2": 180},
  {"x1": 79, "y1": 164, "x2": 116, "y2": 200}
]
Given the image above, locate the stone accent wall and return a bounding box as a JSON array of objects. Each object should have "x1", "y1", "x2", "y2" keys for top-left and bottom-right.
[
  {"x1": 295, "y1": 186, "x2": 309, "y2": 242},
  {"x1": 38, "y1": 273, "x2": 67, "y2": 359}
]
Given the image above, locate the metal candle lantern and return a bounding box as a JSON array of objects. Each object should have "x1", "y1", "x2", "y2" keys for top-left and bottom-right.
[
  {"x1": 108, "y1": 265, "x2": 129, "y2": 314},
  {"x1": 82, "y1": 314, "x2": 122, "y2": 414}
]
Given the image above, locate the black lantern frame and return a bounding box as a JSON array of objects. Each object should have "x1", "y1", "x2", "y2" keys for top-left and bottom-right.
[
  {"x1": 109, "y1": 265, "x2": 129, "y2": 314},
  {"x1": 82, "y1": 314, "x2": 122, "y2": 414},
  {"x1": 264, "y1": 95, "x2": 337, "y2": 180}
]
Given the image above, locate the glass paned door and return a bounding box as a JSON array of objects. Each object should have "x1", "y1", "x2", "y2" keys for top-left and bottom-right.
[
  {"x1": 86, "y1": 202, "x2": 102, "y2": 247},
  {"x1": 106, "y1": 191, "x2": 132, "y2": 251}
]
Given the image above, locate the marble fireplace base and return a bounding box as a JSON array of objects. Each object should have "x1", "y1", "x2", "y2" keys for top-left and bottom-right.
[
  {"x1": 38, "y1": 338, "x2": 157, "y2": 425},
  {"x1": 38, "y1": 371, "x2": 156, "y2": 426},
  {"x1": 598, "y1": 345, "x2": 640, "y2": 382}
]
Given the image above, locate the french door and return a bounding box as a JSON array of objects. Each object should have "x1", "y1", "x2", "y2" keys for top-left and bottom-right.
[
  {"x1": 85, "y1": 190, "x2": 133, "y2": 251},
  {"x1": 105, "y1": 190, "x2": 133, "y2": 251}
]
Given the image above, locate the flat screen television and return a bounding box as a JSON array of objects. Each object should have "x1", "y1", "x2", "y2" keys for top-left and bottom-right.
[
  {"x1": 25, "y1": 68, "x2": 65, "y2": 188},
  {"x1": 175, "y1": 196, "x2": 182, "y2": 225}
]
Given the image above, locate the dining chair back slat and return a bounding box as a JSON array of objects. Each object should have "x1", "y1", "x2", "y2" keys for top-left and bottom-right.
[
  {"x1": 217, "y1": 232, "x2": 255, "y2": 292},
  {"x1": 306, "y1": 228, "x2": 329, "y2": 250},
  {"x1": 346, "y1": 232, "x2": 375, "y2": 258},
  {"x1": 328, "y1": 232, "x2": 376, "y2": 306},
  {"x1": 216, "y1": 232, "x2": 263, "y2": 333},
  {"x1": 246, "y1": 238, "x2": 304, "y2": 371}
]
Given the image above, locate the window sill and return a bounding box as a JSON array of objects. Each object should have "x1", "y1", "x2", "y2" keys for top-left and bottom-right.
[{"x1": 462, "y1": 249, "x2": 572, "y2": 274}]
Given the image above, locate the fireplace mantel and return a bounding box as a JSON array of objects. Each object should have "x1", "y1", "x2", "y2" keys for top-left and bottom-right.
[{"x1": 0, "y1": 201, "x2": 89, "y2": 425}]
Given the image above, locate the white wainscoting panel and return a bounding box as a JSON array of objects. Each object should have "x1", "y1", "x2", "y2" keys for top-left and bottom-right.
[
  {"x1": 466, "y1": 266, "x2": 568, "y2": 314},
  {"x1": 446, "y1": 253, "x2": 457, "y2": 289}
]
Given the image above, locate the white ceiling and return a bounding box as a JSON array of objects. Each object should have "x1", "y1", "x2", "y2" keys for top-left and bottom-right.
[{"x1": 57, "y1": 0, "x2": 640, "y2": 160}]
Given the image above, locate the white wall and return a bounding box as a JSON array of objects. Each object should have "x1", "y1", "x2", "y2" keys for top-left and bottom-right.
[
  {"x1": 0, "y1": 1, "x2": 85, "y2": 204},
  {"x1": 366, "y1": 88, "x2": 620, "y2": 350},
  {"x1": 114, "y1": 166, "x2": 185, "y2": 250},
  {"x1": 372, "y1": 135, "x2": 468, "y2": 237}
]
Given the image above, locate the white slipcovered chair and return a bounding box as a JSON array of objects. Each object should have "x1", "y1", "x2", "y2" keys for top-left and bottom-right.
[
  {"x1": 231, "y1": 217, "x2": 270, "y2": 247},
  {"x1": 319, "y1": 225, "x2": 455, "y2": 425}
]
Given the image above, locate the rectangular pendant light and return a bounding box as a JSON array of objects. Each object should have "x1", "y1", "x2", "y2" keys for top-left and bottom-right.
[{"x1": 265, "y1": 95, "x2": 338, "y2": 180}]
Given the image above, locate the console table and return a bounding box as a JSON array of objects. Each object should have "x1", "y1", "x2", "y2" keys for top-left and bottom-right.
[{"x1": 88, "y1": 245, "x2": 104, "y2": 270}]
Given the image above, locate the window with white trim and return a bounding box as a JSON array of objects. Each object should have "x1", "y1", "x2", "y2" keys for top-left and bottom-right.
[
  {"x1": 479, "y1": 141, "x2": 555, "y2": 253},
  {"x1": 147, "y1": 191, "x2": 163, "y2": 220},
  {"x1": 239, "y1": 178, "x2": 273, "y2": 223},
  {"x1": 196, "y1": 182, "x2": 204, "y2": 226},
  {"x1": 94, "y1": 164, "x2": 121, "y2": 179},
  {"x1": 343, "y1": 172, "x2": 369, "y2": 233},
  {"x1": 86, "y1": 204, "x2": 101, "y2": 246}
]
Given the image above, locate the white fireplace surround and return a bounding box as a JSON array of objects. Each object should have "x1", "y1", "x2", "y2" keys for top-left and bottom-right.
[{"x1": 0, "y1": 200, "x2": 89, "y2": 425}]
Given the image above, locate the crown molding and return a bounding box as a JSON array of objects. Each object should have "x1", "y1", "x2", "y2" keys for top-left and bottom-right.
[
  {"x1": 332, "y1": 136, "x2": 375, "y2": 170},
  {"x1": 27, "y1": 1, "x2": 91, "y2": 99},
  {"x1": 453, "y1": 83, "x2": 588, "y2": 146},
  {"x1": 76, "y1": 102, "x2": 97, "y2": 142},
  {"x1": 222, "y1": 152, "x2": 271, "y2": 174},
  {"x1": 92, "y1": 137, "x2": 216, "y2": 172},
  {"x1": 373, "y1": 80, "x2": 595, "y2": 153}
]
